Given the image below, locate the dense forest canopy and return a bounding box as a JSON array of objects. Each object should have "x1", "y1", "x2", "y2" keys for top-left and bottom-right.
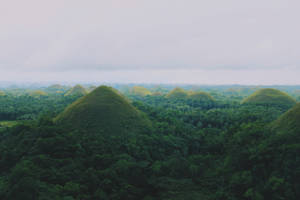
[{"x1": 0, "y1": 84, "x2": 299, "y2": 200}]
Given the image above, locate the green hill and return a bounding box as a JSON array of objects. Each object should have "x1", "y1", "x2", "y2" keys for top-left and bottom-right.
[
  {"x1": 87, "y1": 85, "x2": 97, "y2": 93},
  {"x1": 188, "y1": 91, "x2": 215, "y2": 102},
  {"x1": 242, "y1": 88, "x2": 296, "y2": 108},
  {"x1": 64, "y1": 85, "x2": 88, "y2": 96},
  {"x1": 48, "y1": 84, "x2": 64, "y2": 90},
  {"x1": 166, "y1": 87, "x2": 188, "y2": 99},
  {"x1": 130, "y1": 86, "x2": 152, "y2": 96},
  {"x1": 29, "y1": 90, "x2": 48, "y2": 98},
  {"x1": 0, "y1": 90, "x2": 6, "y2": 96},
  {"x1": 151, "y1": 91, "x2": 163, "y2": 96},
  {"x1": 272, "y1": 103, "x2": 300, "y2": 134},
  {"x1": 55, "y1": 86, "x2": 150, "y2": 134},
  {"x1": 46, "y1": 84, "x2": 68, "y2": 93}
]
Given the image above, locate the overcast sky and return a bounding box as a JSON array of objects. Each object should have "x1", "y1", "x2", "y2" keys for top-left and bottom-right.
[{"x1": 1, "y1": 0, "x2": 300, "y2": 84}]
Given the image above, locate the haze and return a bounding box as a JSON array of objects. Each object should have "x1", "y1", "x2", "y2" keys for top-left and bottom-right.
[{"x1": 1, "y1": 0, "x2": 300, "y2": 84}]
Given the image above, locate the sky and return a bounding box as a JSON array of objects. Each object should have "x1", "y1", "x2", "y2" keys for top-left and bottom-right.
[{"x1": 1, "y1": 0, "x2": 300, "y2": 84}]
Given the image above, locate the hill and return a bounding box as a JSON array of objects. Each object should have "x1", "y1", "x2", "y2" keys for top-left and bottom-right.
[
  {"x1": 55, "y1": 86, "x2": 150, "y2": 134},
  {"x1": 64, "y1": 85, "x2": 88, "y2": 96},
  {"x1": 151, "y1": 91, "x2": 163, "y2": 96},
  {"x1": 28, "y1": 90, "x2": 48, "y2": 98},
  {"x1": 87, "y1": 85, "x2": 97, "y2": 93},
  {"x1": 130, "y1": 86, "x2": 152, "y2": 96},
  {"x1": 188, "y1": 91, "x2": 215, "y2": 102},
  {"x1": 166, "y1": 87, "x2": 188, "y2": 99},
  {"x1": 0, "y1": 90, "x2": 6, "y2": 96},
  {"x1": 272, "y1": 103, "x2": 300, "y2": 134},
  {"x1": 46, "y1": 84, "x2": 68, "y2": 93},
  {"x1": 242, "y1": 88, "x2": 296, "y2": 108},
  {"x1": 48, "y1": 84, "x2": 64, "y2": 90}
]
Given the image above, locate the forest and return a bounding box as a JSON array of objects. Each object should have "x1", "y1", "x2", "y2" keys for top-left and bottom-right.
[{"x1": 0, "y1": 84, "x2": 299, "y2": 200}]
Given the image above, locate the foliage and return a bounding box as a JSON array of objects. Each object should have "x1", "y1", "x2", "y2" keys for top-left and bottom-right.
[
  {"x1": 130, "y1": 86, "x2": 152, "y2": 96},
  {"x1": 243, "y1": 88, "x2": 297, "y2": 109},
  {"x1": 166, "y1": 87, "x2": 188, "y2": 99},
  {"x1": 0, "y1": 85, "x2": 299, "y2": 200},
  {"x1": 55, "y1": 86, "x2": 151, "y2": 134},
  {"x1": 272, "y1": 103, "x2": 300, "y2": 134},
  {"x1": 64, "y1": 85, "x2": 87, "y2": 97}
]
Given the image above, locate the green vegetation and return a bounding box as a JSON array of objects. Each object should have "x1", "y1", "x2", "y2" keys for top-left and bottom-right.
[
  {"x1": 87, "y1": 85, "x2": 97, "y2": 93},
  {"x1": 0, "y1": 92, "x2": 79, "y2": 121},
  {"x1": 0, "y1": 120, "x2": 19, "y2": 128},
  {"x1": 272, "y1": 103, "x2": 300, "y2": 134},
  {"x1": 55, "y1": 86, "x2": 150, "y2": 134},
  {"x1": 0, "y1": 91, "x2": 5, "y2": 96},
  {"x1": 166, "y1": 87, "x2": 188, "y2": 99},
  {"x1": 0, "y1": 84, "x2": 299, "y2": 200},
  {"x1": 243, "y1": 88, "x2": 296, "y2": 109},
  {"x1": 130, "y1": 86, "x2": 152, "y2": 96},
  {"x1": 188, "y1": 91, "x2": 215, "y2": 102},
  {"x1": 64, "y1": 84, "x2": 88, "y2": 97},
  {"x1": 46, "y1": 84, "x2": 69, "y2": 94},
  {"x1": 29, "y1": 90, "x2": 48, "y2": 98}
]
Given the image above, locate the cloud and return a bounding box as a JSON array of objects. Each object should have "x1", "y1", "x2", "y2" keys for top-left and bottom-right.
[{"x1": 0, "y1": 0, "x2": 300, "y2": 77}]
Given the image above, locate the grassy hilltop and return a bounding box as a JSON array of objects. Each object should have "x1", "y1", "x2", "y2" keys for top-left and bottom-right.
[
  {"x1": 272, "y1": 103, "x2": 300, "y2": 134},
  {"x1": 55, "y1": 86, "x2": 150, "y2": 134},
  {"x1": 130, "y1": 86, "x2": 152, "y2": 96},
  {"x1": 64, "y1": 85, "x2": 88, "y2": 97},
  {"x1": 188, "y1": 91, "x2": 215, "y2": 102},
  {"x1": 243, "y1": 88, "x2": 296, "y2": 108},
  {"x1": 166, "y1": 87, "x2": 188, "y2": 99}
]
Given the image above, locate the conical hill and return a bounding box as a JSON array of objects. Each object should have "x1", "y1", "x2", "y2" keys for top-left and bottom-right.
[
  {"x1": 166, "y1": 87, "x2": 188, "y2": 99},
  {"x1": 272, "y1": 103, "x2": 300, "y2": 134},
  {"x1": 130, "y1": 86, "x2": 152, "y2": 96},
  {"x1": 188, "y1": 91, "x2": 215, "y2": 102},
  {"x1": 64, "y1": 85, "x2": 88, "y2": 96},
  {"x1": 242, "y1": 88, "x2": 296, "y2": 108},
  {"x1": 55, "y1": 86, "x2": 150, "y2": 134}
]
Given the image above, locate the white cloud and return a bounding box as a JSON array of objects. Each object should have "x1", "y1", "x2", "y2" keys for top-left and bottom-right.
[{"x1": 0, "y1": 0, "x2": 300, "y2": 83}]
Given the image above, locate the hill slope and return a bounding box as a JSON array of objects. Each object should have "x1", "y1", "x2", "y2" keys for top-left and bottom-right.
[
  {"x1": 166, "y1": 87, "x2": 188, "y2": 99},
  {"x1": 46, "y1": 84, "x2": 69, "y2": 94},
  {"x1": 130, "y1": 86, "x2": 152, "y2": 96},
  {"x1": 64, "y1": 85, "x2": 88, "y2": 96},
  {"x1": 55, "y1": 86, "x2": 150, "y2": 134},
  {"x1": 272, "y1": 103, "x2": 300, "y2": 134},
  {"x1": 242, "y1": 88, "x2": 296, "y2": 108},
  {"x1": 0, "y1": 90, "x2": 6, "y2": 96},
  {"x1": 29, "y1": 90, "x2": 48, "y2": 98},
  {"x1": 188, "y1": 91, "x2": 215, "y2": 102}
]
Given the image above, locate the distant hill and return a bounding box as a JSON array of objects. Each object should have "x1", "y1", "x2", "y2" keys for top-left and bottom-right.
[
  {"x1": 272, "y1": 103, "x2": 300, "y2": 134},
  {"x1": 87, "y1": 85, "x2": 97, "y2": 93},
  {"x1": 48, "y1": 84, "x2": 64, "y2": 90},
  {"x1": 46, "y1": 84, "x2": 69, "y2": 93},
  {"x1": 166, "y1": 87, "x2": 188, "y2": 99},
  {"x1": 188, "y1": 91, "x2": 215, "y2": 102},
  {"x1": 130, "y1": 86, "x2": 152, "y2": 96},
  {"x1": 55, "y1": 86, "x2": 150, "y2": 134},
  {"x1": 242, "y1": 88, "x2": 296, "y2": 108},
  {"x1": 29, "y1": 90, "x2": 48, "y2": 98},
  {"x1": 151, "y1": 91, "x2": 163, "y2": 96},
  {"x1": 64, "y1": 85, "x2": 88, "y2": 96}
]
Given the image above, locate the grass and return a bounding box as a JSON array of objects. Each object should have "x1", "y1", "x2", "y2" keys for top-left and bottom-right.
[
  {"x1": 64, "y1": 85, "x2": 88, "y2": 96},
  {"x1": 272, "y1": 103, "x2": 300, "y2": 134},
  {"x1": 131, "y1": 86, "x2": 152, "y2": 96},
  {"x1": 55, "y1": 86, "x2": 150, "y2": 134},
  {"x1": 242, "y1": 88, "x2": 296, "y2": 108},
  {"x1": 166, "y1": 87, "x2": 188, "y2": 99},
  {"x1": 188, "y1": 91, "x2": 215, "y2": 102},
  {"x1": 0, "y1": 121, "x2": 19, "y2": 128}
]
